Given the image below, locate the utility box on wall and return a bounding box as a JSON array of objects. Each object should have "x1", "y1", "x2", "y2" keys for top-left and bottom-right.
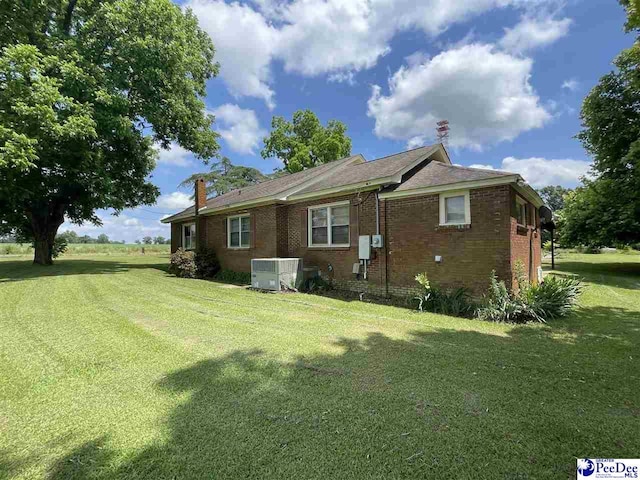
[
  {"x1": 359, "y1": 235, "x2": 371, "y2": 260},
  {"x1": 371, "y1": 235, "x2": 383, "y2": 248}
]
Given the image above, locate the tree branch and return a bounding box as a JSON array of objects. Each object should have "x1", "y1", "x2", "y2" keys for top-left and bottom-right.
[{"x1": 62, "y1": 0, "x2": 78, "y2": 35}]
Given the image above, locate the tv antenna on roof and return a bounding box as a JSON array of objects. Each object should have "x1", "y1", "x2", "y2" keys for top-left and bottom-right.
[{"x1": 436, "y1": 120, "x2": 449, "y2": 145}]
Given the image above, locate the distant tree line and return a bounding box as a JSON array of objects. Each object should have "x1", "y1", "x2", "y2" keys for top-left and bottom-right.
[{"x1": 135, "y1": 236, "x2": 170, "y2": 245}]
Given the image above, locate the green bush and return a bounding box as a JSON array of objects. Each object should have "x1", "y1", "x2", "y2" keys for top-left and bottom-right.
[
  {"x1": 194, "y1": 248, "x2": 220, "y2": 279},
  {"x1": 520, "y1": 275, "x2": 583, "y2": 320},
  {"x1": 542, "y1": 240, "x2": 552, "y2": 252},
  {"x1": 574, "y1": 244, "x2": 601, "y2": 254},
  {"x1": 476, "y1": 265, "x2": 582, "y2": 324},
  {"x1": 169, "y1": 248, "x2": 196, "y2": 278},
  {"x1": 475, "y1": 271, "x2": 536, "y2": 323},
  {"x1": 214, "y1": 269, "x2": 251, "y2": 285},
  {"x1": 301, "y1": 275, "x2": 332, "y2": 293},
  {"x1": 52, "y1": 237, "x2": 68, "y2": 258},
  {"x1": 414, "y1": 273, "x2": 474, "y2": 317}
]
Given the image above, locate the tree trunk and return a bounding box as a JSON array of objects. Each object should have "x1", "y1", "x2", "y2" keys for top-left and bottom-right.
[
  {"x1": 33, "y1": 235, "x2": 54, "y2": 265},
  {"x1": 29, "y1": 204, "x2": 65, "y2": 266}
]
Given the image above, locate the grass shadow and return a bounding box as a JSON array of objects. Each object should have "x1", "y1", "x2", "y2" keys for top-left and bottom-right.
[
  {"x1": 45, "y1": 305, "x2": 640, "y2": 479},
  {"x1": 0, "y1": 259, "x2": 169, "y2": 283}
]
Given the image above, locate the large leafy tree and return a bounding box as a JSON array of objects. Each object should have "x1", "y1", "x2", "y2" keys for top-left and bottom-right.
[
  {"x1": 537, "y1": 185, "x2": 571, "y2": 212},
  {"x1": 261, "y1": 109, "x2": 351, "y2": 173},
  {"x1": 0, "y1": 0, "x2": 219, "y2": 264},
  {"x1": 179, "y1": 157, "x2": 268, "y2": 198},
  {"x1": 563, "y1": 0, "x2": 640, "y2": 246}
]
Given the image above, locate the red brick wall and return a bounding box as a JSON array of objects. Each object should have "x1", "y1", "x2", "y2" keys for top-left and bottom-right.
[
  {"x1": 385, "y1": 185, "x2": 512, "y2": 295},
  {"x1": 170, "y1": 223, "x2": 181, "y2": 253},
  {"x1": 200, "y1": 205, "x2": 279, "y2": 272},
  {"x1": 285, "y1": 192, "x2": 385, "y2": 293},
  {"x1": 169, "y1": 183, "x2": 541, "y2": 297},
  {"x1": 509, "y1": 187, "x2": 542, "y2": 288}
]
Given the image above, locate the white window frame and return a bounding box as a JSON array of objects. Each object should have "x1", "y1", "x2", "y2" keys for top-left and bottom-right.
[
  {"x1": 516, "y1": 195, "x2": 528, "y2": 227},
  {"x1": 227, "y1": 214, "x2": 251, "y2": 249},
  {"x1": 439, "y1": 190, "x2": 471, "y2": 226},
  {"x1": 307, "y1": 201, "x2": 350, "y2": 247},
  {"x1": 182, "y1": 223, "x2": 196, "y2": 250}
]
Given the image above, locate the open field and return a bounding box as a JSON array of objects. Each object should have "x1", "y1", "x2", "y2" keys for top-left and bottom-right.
[
  {"x1": 0, "y1": 243, "x2": 170, "y2": 257},
  {"x1": 0, "y1": 252, "x2": 638, "y2": 479}
]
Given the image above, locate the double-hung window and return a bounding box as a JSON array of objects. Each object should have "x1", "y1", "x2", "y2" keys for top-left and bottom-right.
[
  {"x1": 182, "y1": 223, "x2": 196, "y2": 250},
  {"x1": 439, "y1": 191, "x2": 471, "y2": 225},
  {"x1": 516, "y1": 196, "x2": 527, "y2": 227},
  {"x1": 228, "y1": 215, "x2": 251, "y2": 248},
  {"x1": 308, "y1": 203, "x2": 350, "y2": 247}
]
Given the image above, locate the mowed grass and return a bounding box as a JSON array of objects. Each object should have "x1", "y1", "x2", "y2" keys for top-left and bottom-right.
[{"x1": 0, "y1": 253, "x2": 639, "y2": 479}]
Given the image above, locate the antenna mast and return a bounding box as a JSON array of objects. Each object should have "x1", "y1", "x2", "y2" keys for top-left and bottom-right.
[{"x1": 436, "y1": 120, "x2": 450, "y2": 146}]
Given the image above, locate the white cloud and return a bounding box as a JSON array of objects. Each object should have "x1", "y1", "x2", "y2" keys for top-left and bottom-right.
[
  {"x1": 561, "y1": 79, "x2": 579, "y2": 91},
  {"x1": 367, "y1": 43, "x2": 551, "y2": 150},
  {"x1": 155, "y1": 192, "x2": 193, "y2": 209},
  {"x1": 491, "y1": 156, "x2": 592, "y2": 187},
  {"x1": 155, "y1": 143, "x2": 193, "y2": 167},
  {"x1": 188, "y1": 0, "x2": 278, "y2": 109},
  {"x1": 468, "y1": 163, "x2": 499, "y2": 171},
  {"x1": 187, "y1": 0, "x2": 560, "y2": 107},
  {"x1": 499, "y1": 16, "x2": 571, "y2": 54},
  {"x1": 211, "y1": 104, "x2": 266, "y2": 155},
  {"x1": 407, "y1": 136, "x2": 426, "y2": 150}
]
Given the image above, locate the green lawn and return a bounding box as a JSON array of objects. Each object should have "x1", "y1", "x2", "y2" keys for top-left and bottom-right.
[{"x1": 1, "y1": 252, "x2": 638, "y2": 479}]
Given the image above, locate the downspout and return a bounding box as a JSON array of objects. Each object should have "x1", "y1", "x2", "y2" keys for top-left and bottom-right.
[{"x1": 375, "y1": 189, "x2": 380, "y2": 235}]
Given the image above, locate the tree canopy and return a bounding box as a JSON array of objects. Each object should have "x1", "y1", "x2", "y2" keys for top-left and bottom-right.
[
  {"x1": 179, "y1": 157, "x2": 268, "y2": 198},
  {"x1": 562, "y1": 0, "x2": 640, "y2": 246},
  {"x1": 0, "y1": 0, "x2": 219, "y2": 264},
  {"x1": 261, "y1": 110, "x2": 352, "y2": 173},
  {"x1": 537, "y1": 186, "x2": 571, "y2": 212}
]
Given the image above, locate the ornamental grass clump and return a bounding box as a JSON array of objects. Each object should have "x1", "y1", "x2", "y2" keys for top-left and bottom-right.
[{"x1": 476, "y1": 262, "x2": 582, "y2": 323}]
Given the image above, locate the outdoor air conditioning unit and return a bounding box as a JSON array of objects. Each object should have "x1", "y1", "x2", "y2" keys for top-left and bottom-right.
[{"x1": 251, "y1": 258, "x2": 303, "y2": 292}]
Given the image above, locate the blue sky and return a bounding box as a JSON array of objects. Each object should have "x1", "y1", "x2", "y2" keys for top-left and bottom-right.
[{"x1": 64, "y1": 0, "x2": 633, "y2": 242}]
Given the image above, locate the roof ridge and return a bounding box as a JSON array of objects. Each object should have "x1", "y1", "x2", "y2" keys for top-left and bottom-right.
[{"x1": 366, "y1": 143, "x2": 438, "y2": 164}]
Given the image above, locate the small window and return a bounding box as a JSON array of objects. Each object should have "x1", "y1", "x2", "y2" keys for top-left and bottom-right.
[
  {"x1": 182, "y1": 223, "x2": 196, "y2": 250},
  {"x1": 516, "y1": 196, "x2": 527, "y2": 227},
  {"x1": 439, "y1": 191, "x2": 470, "y2": 225},
  {"x1": 228, "y1": 215, "x2": 250, "y2": 248},
  {"x1": 308, "y1": 203, "x2": 350, "y2": 247}
]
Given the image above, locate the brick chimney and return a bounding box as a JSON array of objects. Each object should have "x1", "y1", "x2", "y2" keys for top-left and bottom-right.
[{"x1": 195, "y1": 177, "x2": 206, "y2": 212}]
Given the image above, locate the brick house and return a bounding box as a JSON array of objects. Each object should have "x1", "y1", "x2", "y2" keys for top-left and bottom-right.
[{"x1": 162, "y1": 144, "x2": 543, "y2": 297}]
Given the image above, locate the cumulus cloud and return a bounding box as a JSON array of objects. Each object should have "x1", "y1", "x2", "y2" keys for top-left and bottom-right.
[
  {"x1": 155, "y1": 143, "x2": 193, "y2": 167},
  {"x1": 468, "y1": 163, "x2": 500, "y2": 171},
  {"x1": 186, "y1": 0, "x2": 560, "y2": 107},
  {"x1": 211, "y1": 104, "x2": 266, "y2": 155},
  {"x1": 499, "y1": 16, "x2": 572, "y2": 53},
  {"x1": 468, "y1": 157, "x2": 591, "y2": 187},
  {"x1": 188, "y1": 0, "x2": 278, "y2": 109},
  {"x1": 155, "y1": 192, "x2": 193, "y2": 209},
  {"x1": 501, "y1": 156, "x2": 591, "y2": 187},
  {"x1": 367, "y1": 43, "x2": 551, "y2": 150}
]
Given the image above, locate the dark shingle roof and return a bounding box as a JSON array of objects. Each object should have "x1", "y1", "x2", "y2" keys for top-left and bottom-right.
[
  {"x1": 292, "y1": 144, "x2": 439, "y2": 195},
  {"x1": 162, "y1": 154, "x2": 364, "y2": 222},
  {"x1": 163, "y1": 144, "x2": 518, "y2": 222},
  {"x1": 391, "y1": 162, "x2": 515, "y2": 192}
]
